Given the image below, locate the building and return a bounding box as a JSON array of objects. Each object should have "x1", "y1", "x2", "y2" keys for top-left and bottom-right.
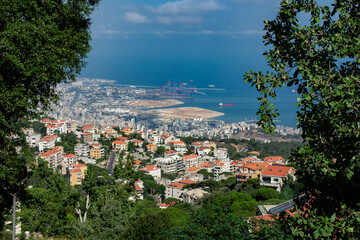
[
  {"x1": 112, "y1": 140, "x2": 127, "y2": 151},
  {"x1": 139, "y1": 165, "x2": 161, "y2": 179},
  {"x1": 165, "y1": 179, "x2": 197, "y2": 199},
  {"x1": 64, "y1": 154, "x2": 77, "y2": 165},
  {"x1": 260, "y1": 165, "x2": 296, "y2": 192},
  {"x1": 90, "y1": 148, "x2": 103, "y2": 160},
  {"x1": 39, "y1": 147, "x2": 62, "y2": 170},
  {"x1": 238, "y1": 162, "x2": 269, "y2": 182},
  {"x1": 183, "y1": 154, "x2": 202, "y2": 170},
  {"x1": 214, "y1": 148, "x2": 228, "y2": 159},
  {"x1": 146, "y1": 143, "x2": 157, "y2": 153},
  {"x1": 26, "y1": 133, "x2": 41, "y2": 148},
  {"x1": 75, "y1": 143, "x2": 89, "y2": 156},
  {"x1": 183, "y1": 188, "x2": 208, "y2": 204},
  {"x1": 81, "y1": 132, "x2": 93, "y2": 143},
  {"x1": 39, "y1": 135, "x2": 58, "y2": 152},
  {"x1": 68, "y1": 168, "x2": 82, "y2": 186},
  {"x1": 156, "y1": 155, "x2": 184, "y2": 174}
]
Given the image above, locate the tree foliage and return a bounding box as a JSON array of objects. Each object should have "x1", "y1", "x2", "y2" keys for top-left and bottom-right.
[
  {"x1": 245, "y1": 0, "x2": 360, "y2": 237},
  {"x1": 0, "y1": 0, "x2": 99, "y2": 228}
]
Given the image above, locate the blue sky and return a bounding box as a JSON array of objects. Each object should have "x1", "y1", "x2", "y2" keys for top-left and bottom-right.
[
  {"x1": 82, "y1": 0, "x2": 283, "y2": 83},
  {"x1": 90, "y1": 0, "x2": 281, "y2": 40},
  {"x1": 80, "y1": 0, "x2": 300, "y2": 127}
]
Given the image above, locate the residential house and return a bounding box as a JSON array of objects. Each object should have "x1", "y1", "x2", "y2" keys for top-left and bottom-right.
[
  {"x1": 238, "y1": 162, "x2": 269, "y2": 182},
  {"x1": 214, "y1": 148, "x2": 228, "y2": 159},
  {"x1": 260, "y1": 165, "x2": 296, "y2": 192},
  {"x1": 146, "y1": 143, "x2": 157, "y2": 153},
  {"x1": 165, "y1": 179, "x2": 196, "y2": 199},
  {"x1": 139, "y1": 165, "x2": 161, "y2": 179},
  {"x1": 112, "y1": 140, "x2": 127, "y2": 151}
]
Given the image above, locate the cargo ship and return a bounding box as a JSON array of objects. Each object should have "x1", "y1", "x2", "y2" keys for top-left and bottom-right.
[{"x1": 219, "y1": 102, "x2": 234, "y2": 106}]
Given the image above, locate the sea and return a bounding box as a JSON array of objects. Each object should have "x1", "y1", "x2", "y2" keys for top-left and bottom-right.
[{"x1": 80, "y1": 38, "x2": 299, "y2": 128}]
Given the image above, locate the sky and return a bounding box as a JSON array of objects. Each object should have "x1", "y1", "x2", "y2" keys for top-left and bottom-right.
[
  {"x1": 79, "y1": 0, "x2": 300, "y2": 126},
  {"x1": 82, "y1": 0, "x2": 283, "y2": 85}
]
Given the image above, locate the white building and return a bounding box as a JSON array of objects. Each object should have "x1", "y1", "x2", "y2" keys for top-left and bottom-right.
[
  {"x1": 139, "y1": 165, "x2": 161, "y2": 179},
  {"x1": 39, "y1": 135, "x2": 58, "y2": 152},
  {"x1": 214, "y1": 148, "x2": 228, "y2": 159}
]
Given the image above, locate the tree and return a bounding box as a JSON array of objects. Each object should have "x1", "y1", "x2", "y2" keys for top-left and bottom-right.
[
  {"x1": 0, "y1": 0, "x2": 99, "y2": 229},
  {"x1": 251, "y1": 187, "x2": 279, "y2": 202},
  {"x1": 245, "y1": 0, "x2": 360, "y2": 237}
]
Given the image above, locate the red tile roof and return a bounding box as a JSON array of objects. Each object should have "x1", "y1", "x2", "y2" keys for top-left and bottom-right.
[
  {"x1": 183, "y1": 154, "x2": 199, "y2": 160},
  {"x1": 178, "y1": 179, "x2": 197, "y2": 185},
  {"x1": 64, "y1": 154, "x2": 77, "y2": 158},
  {"x1": 112, "y1": 140, "x2": 126, "y2": 145},
  {"x1": 140, "y1": 165, "x2": 158, "y2": 172},
  {"x1": 167, "y1": 182, "x2": 185, "y2": 189},
  {"x1": 264, "y1": 156, "x2": 285, "y2": 161},
  {"x1": 40, "y1": 147, "x2": 59, "y2": 157},
  {"x1": 262, "y1": 165, "x2": 293, "y2": 177},
  {"x1": 40, "y1": 135, "x2": 57, "y2": 142},
  {"x1": 69, "y1": 168, "x2": 81, "y2": 174}
]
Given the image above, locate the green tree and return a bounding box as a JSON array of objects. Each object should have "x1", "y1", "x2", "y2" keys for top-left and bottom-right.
[
  {"x1": 0, "y1": 0, "x2": 99, "y2": 228},
  {"x1": 251, "y1": 187, "x2": 279, "y2": 202},
  {"x1": 245, "y1": 0, "x2": 360, "y2": 237}
]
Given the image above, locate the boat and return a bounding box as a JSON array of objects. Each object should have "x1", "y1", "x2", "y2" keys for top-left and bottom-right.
[
  {"x1": 208, "y1": 85, "x2": 215, "y2": 88},
  {"x1": 219, "y1": 102, "x2": 234, "y2": 106}
]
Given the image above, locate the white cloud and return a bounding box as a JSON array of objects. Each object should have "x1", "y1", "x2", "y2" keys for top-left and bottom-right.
[
  {"x1": 151, "y1": 0, "x2": 223, "y2": 14},
  {"x1": 157, "y1": 15, "x2": 202, "y2": 24},
  {"x1": 124, "y1": 12, "x2": 149, "y2": 23}
]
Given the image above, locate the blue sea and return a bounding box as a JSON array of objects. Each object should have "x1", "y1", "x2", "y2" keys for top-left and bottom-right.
[{"x1": 81, "y1": 38, "x2": 299, "y2": 127}]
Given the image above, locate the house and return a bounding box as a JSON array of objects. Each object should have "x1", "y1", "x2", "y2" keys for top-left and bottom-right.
[
  {"x1": 81, "y1": 125, "x2": 96, "y2": 134},
  {"x1": 183, "y1": 154, "x2": 202, "y2": 170},
  {"x1": 104, "y1": 129, "x2": 117, "y2": 139},
  {"x1": 74, "y1": 163, "x2": 87, "y2": 179},
  {"x1": 183, "y1": 188, "x2": 208, "y2": 205},
  {"x1": 39, "y1": 147, "x2": 62, "y2": 170},
  {"x1": 134, "y1": 179, "x2": 144, "y2": 200},
  {"x1": 167, "y1": 141, "x2": 186, "y2": 148},
  {"x1": 146, "y1": 143, "x2": 157, "y2": 153},
  {"x1": 81, "y1": 132, "x2": 93, "y2": 143},
  {"x1": 68, "y1": 168, "x2": 82, "y2": 186},
  {"x1": 238, "y1": 162, "x2": 269, "y2": 182},
  {"x1": 39, "y1": 135, "x2": 58, "y2": 152},
  {"x1": 117, "y1": 136, "x2": 129, "y2": 143},
  {"x1": 214, "y1": 148, "x2": 228, "y2": 159},
  {"x1": 139, "y1": 165, "x2": 161, "y2": 179},
  {"x1": 121, "y1": 127, "x2": 132, "y2": 135},
  {"x1": 134, "y1": 140, "x2": 144, "y2": 147},
  {"x1": 75, "y1": 143, "x2": 89, "y2": 156},
  {"x1": 264, "y1": 156, "x2": 286, "y2": 165},
  {"x1": 164, "y1": 150, "x2": 177, "y2": 157},
  {"x1": 90, "y1": 148, "x2": 103, "y2": 160},
  {"x1": 64, "y1": 154, "x2": 77, "y2": 165},
  {"x1": 165, "y1": 179, "x2": 196, "y2": 199},
  {"x1": 26, "y1": 133, "x2": 41, "y2": 148},
  {"x1": 112, "y1": 140, "x2": 127, "y2": 151},
  {"x1": 260, "y1": 165, "x2": 296, "y2": 192}
]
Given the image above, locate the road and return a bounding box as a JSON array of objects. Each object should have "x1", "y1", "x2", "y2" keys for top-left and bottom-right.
[{"x1": 107, "y1": 150, "x2": 116, "y2": 176}]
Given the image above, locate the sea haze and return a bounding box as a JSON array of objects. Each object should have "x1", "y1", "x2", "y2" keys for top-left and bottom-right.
[{"x1": 81, "y1": 36, "x2": 298, "y2": 127}]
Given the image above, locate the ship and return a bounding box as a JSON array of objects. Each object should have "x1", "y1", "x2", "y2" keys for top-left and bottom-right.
[
  {"x1": 208, "y1": 85, "x2": 215, "y2": 88},
  {"x1": 219, "y1": 102, "x2": 234, "y2": 106}
]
